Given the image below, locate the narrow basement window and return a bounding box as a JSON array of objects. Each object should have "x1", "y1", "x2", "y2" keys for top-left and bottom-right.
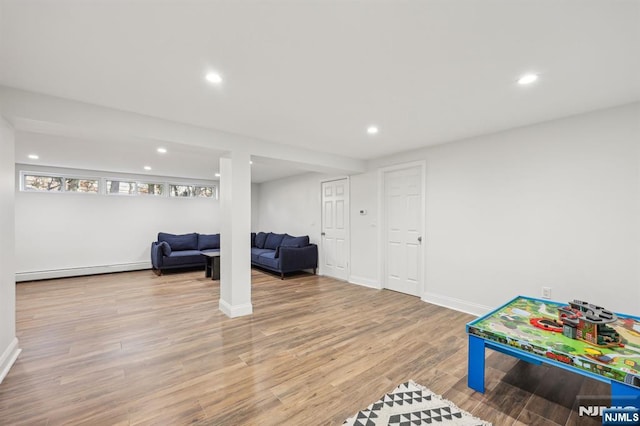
[
  {"x1": 23, "y1": 174, "x2": 63, "y2": 192},
  {"x1": 106, "y1": 180, "x2": 136, "y2": 195},
  {"x1": 138, "y1": 182, "x2": 164, "y2": 196},
  {"x1": 65, "y1": 178, "x2": 99, "y2": 193},
  {"x1": 169, "y1": 184, "x2": 195, "y2": 197},
  {"x1": 195, "y1": 186, "x2": 216, "y2": 198}
]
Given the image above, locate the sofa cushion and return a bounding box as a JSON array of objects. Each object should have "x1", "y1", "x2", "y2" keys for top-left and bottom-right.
[
  {"x1": 254, "y1": 232, "x2": 267, "y2": 249},
  {"x1": 257, "y1": 251, "x2": 280, "y2": 269},
  {"x1": 283, "y1": 234, "x2": 309, "y2": 248},
  {"x1": 163, "y1": 250, "x2": 204, "y2": 267},
  {"x1": 251, "y1": 247, "x2": 273, "y2": 262},
  {"x1": 158, "y1": 241, "x2": 172, "y2": 256},
  {"x1": 264, "y1": 233, "x2": 285, "y2": 250},
  {"x1": 251, "y1": 232, "x2": 256, "y2": 247},
  {"x1": 275, "y1": 234, "x2": 310, "y2": 257},
  {"x1": 198, "y1": 234, "x2": 220, "y2": 250},
  {"x1": 158, "y1": 232, "x2": 198, "y2": 251}
]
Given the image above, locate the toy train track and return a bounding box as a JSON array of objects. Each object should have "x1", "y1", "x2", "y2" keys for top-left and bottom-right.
[
  {"x1": 532, "y1": 299, "x2": 624, "y2": 348},
  {"x1": 530, "y1": 317, "x2": 563, "y2": 333}
]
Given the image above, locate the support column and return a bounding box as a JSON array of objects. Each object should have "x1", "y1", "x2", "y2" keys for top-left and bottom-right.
[
  {"x1": 218, "y1": 151, "x2": 253, "y2": 317},
  {"x1": 0, "y1": 116, "x2": 20, "y2": 383}
]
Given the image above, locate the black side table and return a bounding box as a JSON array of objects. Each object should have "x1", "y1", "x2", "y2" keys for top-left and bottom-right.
[{"x1": 202, "y1": 252, "x2": 220, "y2": 280}]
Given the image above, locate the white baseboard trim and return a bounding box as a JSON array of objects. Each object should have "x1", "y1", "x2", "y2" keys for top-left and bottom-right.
[
  {"x1": 422, "y1": 292, "x2": 491, "y2": 317},
  {"x1": 219, "y1": 299, "x2": 253, "y2": 318},
  {"x1": 348, "y1": 275, "x2": 381, "y2": 290},
  {"x1": 15, "y1": 262, "x2": 151, "y2": 282},
  {"x1": 0, "y1": 337, "x2": 21, "y2": 384}
]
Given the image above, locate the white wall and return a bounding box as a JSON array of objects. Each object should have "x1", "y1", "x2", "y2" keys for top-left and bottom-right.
[
  {"x1": 349, "y1": 171, "x2": 379, "y2": 287},
  {"x1": 15, "y1": 165, "x2": 220, "y2": 280},
  {"x1": 256, "y1": 172, "x2": 326, "y2": 244},
  {"x1": 369, "y1": 103, "x2": 640, "y2": 315},
  {"x1": 251, "y1": 183, "x2": 260, "y2": 231},
  {"x1": 0, "y1": 117, "x2": 20, "y2": 383}
]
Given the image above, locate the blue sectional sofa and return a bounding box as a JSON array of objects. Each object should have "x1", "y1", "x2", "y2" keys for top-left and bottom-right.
[
  {"x1": 151, "y1": 232, "x2": 220, "y2": 274},
  {"x1": 151, "y1": 232, "x2": 317, "y2": 279},
  {"x1": 250, "y1": 232, "x2": 318, "y2": 279}
]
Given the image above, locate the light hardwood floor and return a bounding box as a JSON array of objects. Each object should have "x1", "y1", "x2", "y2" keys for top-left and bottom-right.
[{"x1": 1, "y1": 269, "x2": 607, "y2": 425}]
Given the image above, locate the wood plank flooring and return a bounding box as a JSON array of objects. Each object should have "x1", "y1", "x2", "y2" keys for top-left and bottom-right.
[{"x1": 0, "y1": 269, "x2": 608, "y2": 425}]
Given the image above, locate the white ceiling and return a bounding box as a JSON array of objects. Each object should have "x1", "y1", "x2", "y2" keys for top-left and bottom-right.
[
  {"x1": 14, "y1": 130, "x2": 306, "y2": 182},
  {"x1": 1, "y1": 0, "x2": 639, "y2": 181}
]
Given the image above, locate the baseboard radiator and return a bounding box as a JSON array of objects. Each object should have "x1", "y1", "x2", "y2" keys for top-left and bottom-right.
[{"x1": 15, "y1": 262, "x2": 151, "y2": 282}]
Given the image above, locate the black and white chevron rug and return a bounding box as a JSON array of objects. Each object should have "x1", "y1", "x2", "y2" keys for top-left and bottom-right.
[{"x1": 344, "y1": 381, "x2": 491, "y2": 426}]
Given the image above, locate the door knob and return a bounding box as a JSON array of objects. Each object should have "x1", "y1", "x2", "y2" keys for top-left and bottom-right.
[
  {"x1": 417, "y1": 236, "x2": 422, "y2": 243},
  {"x1": 321, "y1": 232, "x2": 326, "y2": 236}
]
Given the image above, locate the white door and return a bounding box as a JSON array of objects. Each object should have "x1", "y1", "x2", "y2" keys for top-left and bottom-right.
[
  {"x1": 321, "y1": 178, "x2": 349, "y2": 281},
  {"x1": 383, "y1": 165, "x2": 423, "y2": 296}
]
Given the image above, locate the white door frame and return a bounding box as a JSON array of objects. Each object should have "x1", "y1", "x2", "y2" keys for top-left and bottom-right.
[
  {"x1": 378, "y1": 161, "x2": 426, "y2": 296},
  {"x1": 319, "y1": 176, "x2": 350, "y2": 279}
]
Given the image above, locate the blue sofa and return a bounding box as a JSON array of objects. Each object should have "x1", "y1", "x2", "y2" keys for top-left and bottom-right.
[
  {"x1": 151, "y1": 232, "x2": 317, "y2": 279},
  {"x1": 151, "y1": 232, "x2": 220, "y2": 274},
  {"x1": 250, "y1": 232, "x2": 318, "y2": 279}
]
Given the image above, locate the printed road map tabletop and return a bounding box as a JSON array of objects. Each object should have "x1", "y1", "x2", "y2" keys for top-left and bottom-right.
[{"x1": 467, "y1": 296, "x2": 640, "y2": 387}]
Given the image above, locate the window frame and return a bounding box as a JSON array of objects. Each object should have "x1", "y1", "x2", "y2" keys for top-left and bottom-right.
[
  {"x1": 64, "y1": 176, "x2": 100, "y2": 194},
  {"x1": 104, "y1": 179, "x2": 138, "y2": 196},
  {"x1": 20, "y1": 170, "x2": 218, "y2": 200},
  {"x1": 21, "y1": 172, "x2": 63, "y2": 192},
  {"x1": 136, "y1": 181, "x2": 166, "y2": 196},
  {"x1": 21, "y1": 171, "x2": 98, "y2": 194}
]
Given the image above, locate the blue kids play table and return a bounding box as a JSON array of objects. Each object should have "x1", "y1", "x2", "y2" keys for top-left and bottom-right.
[{"x1": 466, "y1": 296, "x2": 640, "y2": 408}]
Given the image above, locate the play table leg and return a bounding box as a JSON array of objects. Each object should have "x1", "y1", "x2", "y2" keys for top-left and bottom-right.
[{"x1": 468, "y1": 334, "x2": 486, "y2": 393}]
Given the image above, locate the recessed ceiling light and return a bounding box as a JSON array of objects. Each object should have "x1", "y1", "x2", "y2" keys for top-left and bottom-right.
[
  {"x1": 367, "y1": 126, "x2": 379, "y2": 135},
  {"x1": 157, "y1": 147, "x2": 167, "y2": 154},
  {"x1": 215, "y1": 173, "x2": 221, "y2": 177},
  {"x1": 28, "y1": 154, "x2": 39, "y2": 160},
  {"x1": 517, "y1": 73, "x2": 538, "y2": 85},
  {"x1": 144, "y1": 166, "x2": 152, "y2": 171},
  {"x1": 205, "y1": 72, "x2": 223, "y2": 84}
]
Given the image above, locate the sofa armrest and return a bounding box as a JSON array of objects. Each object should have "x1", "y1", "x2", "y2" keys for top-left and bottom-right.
[
  {"x1": 279, "y1": 244, "x2": 318, "y2": 272},
  {"x1": 150, "y1": 242, "x2": 163, "y2": 269}
]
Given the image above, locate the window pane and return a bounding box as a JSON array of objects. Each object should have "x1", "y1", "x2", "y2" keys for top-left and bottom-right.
[
  {"x1": 107, "y1": 180, "x2": 136, "y2": 194},
  {"x1": 195, "y1": 186, "x2": 214, "y2": 198},
  {"x1": 138, "y1": 183, "x2": 164, "y2": 195},
  {"x1": 65, "y1": 178, "x2": 99, "y2": 193},
  {"x1": 23, "y1": 175, "x2": 62, "y2": 191},
  {"x1": 170, "y1": 184, "x2": 194, "y2": 197}
]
